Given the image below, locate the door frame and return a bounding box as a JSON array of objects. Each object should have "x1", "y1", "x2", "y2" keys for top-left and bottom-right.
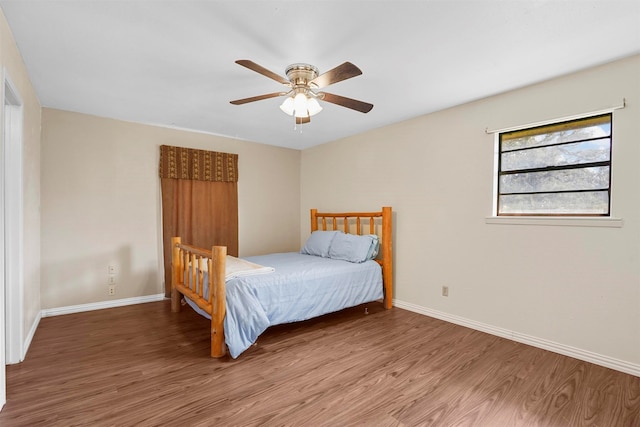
[{"x1": 3, "y1": 70, "x2": 24, "y2": 367}]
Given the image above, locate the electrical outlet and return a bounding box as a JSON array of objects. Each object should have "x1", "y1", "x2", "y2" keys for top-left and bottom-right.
[
  {"x1": 442, "y1": 286, "x2": 449, "y2": 297},
  {"x1": 108, "y1": 285, "x2": 116, "y2": 296},
  {"x1": 108, "y1": 275, "x2": 116, "y2": 285}
]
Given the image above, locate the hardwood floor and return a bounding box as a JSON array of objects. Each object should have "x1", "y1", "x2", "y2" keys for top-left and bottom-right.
[{"x1": 1, "y1": 300, "x2": 638, "y2": 426}]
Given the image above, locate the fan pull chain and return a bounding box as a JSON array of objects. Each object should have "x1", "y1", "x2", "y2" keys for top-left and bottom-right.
[{"x1": 293, "y1": 115, "x2": 303, "y2": 134}]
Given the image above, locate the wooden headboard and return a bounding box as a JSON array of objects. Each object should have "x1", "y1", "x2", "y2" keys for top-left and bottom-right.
[{"x1": 310, "y1": 207, "x2": 393, "y2": 309}]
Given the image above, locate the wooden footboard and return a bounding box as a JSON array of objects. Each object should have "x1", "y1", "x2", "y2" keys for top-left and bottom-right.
[
  {"x1": 171, "y1": 237, "x2": 227, "y2": 357},
  {"x1": 170, "y1": 206, "x2": 393, "y2": 358}
]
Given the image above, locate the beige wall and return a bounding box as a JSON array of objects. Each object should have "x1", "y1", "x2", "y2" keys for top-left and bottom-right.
[
  {"x1": 41, "y1": 109, "x2": 300, "y2": 308},
  {"x1": 301, "y1": 55, "x2": 640, "y2": 368},
  {"x1": 0, "y1": 8, "x2": 42, "y2": 356}
]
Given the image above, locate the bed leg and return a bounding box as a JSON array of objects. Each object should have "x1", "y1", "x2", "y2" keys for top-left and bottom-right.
[
  {"x1": 383, "y1": 290, "x2": 393, "y2": 310},
  {"x1": 211, "y1": 245, "x2": 227, "y2": 358},
  {"x1": 171, "y1": 288, "x2": 181, "y2": 313},
  {"x1": 171, "y1": 236, "x2": 182, "y2": 313},
  {"x1": 382, "y1": 206, "x2": 393, "y2": 310}
]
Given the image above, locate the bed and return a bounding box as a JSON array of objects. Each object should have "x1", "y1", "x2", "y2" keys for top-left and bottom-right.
[{"x1": 170, "y1": 206, "x2": 393, "y2": 358}]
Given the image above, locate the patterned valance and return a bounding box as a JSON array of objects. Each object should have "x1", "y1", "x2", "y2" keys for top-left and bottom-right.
[{"x1": 159, "y1": 145, "x2": 238, "y2": 182}]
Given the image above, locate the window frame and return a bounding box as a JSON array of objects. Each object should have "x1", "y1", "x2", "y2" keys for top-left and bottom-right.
[{"x1": 495, "y1": 113, "x2": 613, "y2": 217}]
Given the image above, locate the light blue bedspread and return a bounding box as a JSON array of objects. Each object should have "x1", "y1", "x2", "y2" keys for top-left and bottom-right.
[{"x1": 185, "y1": 252, "x2": 383, "y2": 358}]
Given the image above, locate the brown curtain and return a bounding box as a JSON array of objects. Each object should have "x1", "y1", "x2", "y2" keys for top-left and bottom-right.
[{"x1": 159, "y1": 145, "x2": 239, "y2": 296}]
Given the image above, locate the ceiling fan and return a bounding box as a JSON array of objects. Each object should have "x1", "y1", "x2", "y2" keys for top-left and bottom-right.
[{"x1": 230, "y1": 60, "x2": 373, "y2": 124}]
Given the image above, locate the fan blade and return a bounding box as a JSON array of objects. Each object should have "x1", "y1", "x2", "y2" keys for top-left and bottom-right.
[
  {"x1": 310, "y1": 62, "x2": 362, "y2": 89},
  {"x1": 320, "y1": 92, "x2": 373, "y2": 113},
  {"x1": 230, "y1": 92, "x2": 284, "y2": 105},
  {"x1": 296, "y1": 116, "x2": 311, "y2": 125},
  {"x1": 235, "y1": 60, "x2": 290, "y2": 85}
]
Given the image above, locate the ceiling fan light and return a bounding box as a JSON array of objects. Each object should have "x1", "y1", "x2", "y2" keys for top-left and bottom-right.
[
  {"x1": 307, "y1": 97, "x2": 322, "y2": 116},
  {"x1": 279, "y1": 96, "x2": 294, "y2": 115},
  {"x1": 293, "y1": 93, "x2": 309, "y2": 118}
]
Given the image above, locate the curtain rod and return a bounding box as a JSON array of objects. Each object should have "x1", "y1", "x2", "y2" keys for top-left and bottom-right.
[{"x1": 485, "y1": 98, "x2": 626, "y2": 134}]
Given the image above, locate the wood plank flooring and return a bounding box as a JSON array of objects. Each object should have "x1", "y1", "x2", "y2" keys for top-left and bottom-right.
[{"x1": 0, "y1": 300, "x2": 638, "y2": 426}]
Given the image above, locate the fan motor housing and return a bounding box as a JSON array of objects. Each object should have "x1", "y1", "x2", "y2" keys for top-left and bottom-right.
[{"x1": 285, "y1": 63, "x2": 319, "y2": 86}]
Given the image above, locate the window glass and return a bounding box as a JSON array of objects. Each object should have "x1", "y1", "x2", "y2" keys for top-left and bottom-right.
[{"x1": 497, "y1": 114, "x2": 612, "y2": 216}]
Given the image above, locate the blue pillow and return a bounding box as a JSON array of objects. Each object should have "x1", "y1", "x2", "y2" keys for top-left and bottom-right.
[
  {"x1": 328, "y1": 233, "x2": 378, "y2": 263},
  {"x1": 300, "y1": 230, "x2": 340, "y2": 257},
  {"x1": 365, "y1": 234, "x2": 380, "y2": 260}
]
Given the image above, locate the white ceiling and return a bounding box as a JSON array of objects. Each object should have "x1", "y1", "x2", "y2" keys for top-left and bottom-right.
[{"x1": 1, "y1": 1, "x2": 639, "y2": 150}]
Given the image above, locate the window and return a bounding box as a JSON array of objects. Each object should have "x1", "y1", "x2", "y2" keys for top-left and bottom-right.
[{"x1": 497, "y1": 114, "x2": 612, "y2": 216}]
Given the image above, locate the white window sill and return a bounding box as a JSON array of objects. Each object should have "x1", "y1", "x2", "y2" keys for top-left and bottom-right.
[{"x1": 485, "y1": 216, "x2": 623, "y2": 228}]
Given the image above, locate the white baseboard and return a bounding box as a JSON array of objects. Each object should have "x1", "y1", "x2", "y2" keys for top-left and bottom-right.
[
  {"x1": 393, "y1": 299, "x2": 640, "y2": 377},
  {"x1": 41, "y1": 293, "x2": 166, "y2": 318},
  {"x1": 22, "y1": 310, "x2": 42, "y2": 362}
]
